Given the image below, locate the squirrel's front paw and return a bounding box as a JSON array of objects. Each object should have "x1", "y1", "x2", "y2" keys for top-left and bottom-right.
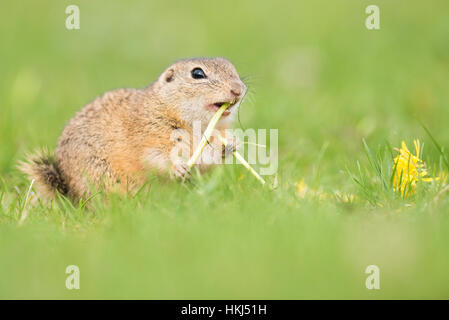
[
  {"x1": 222, "y1": 136, "x2": 241, "y2": 157},
  {"x1": 170, "y1": 161, "x2": 190, "y2": 180}
]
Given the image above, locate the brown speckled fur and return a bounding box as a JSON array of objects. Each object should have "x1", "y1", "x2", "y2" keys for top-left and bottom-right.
[{"x1": 20, "y1": 57, "x2": 246, "y2": 201}]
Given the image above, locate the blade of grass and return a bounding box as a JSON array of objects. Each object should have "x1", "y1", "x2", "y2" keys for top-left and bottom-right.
[
  {"x1": 420, "y1": 120, "x2": 449, "y2": 170},
  {"x1": 187, "y1": 103, "x2": 230, "y2": 171},
  {"x1": 18, "y1": 179, "x2": 35, "y2": 226},
  {"x1": 362, "y1": 139, "x2": 388, "y2": 191},
  {"x1": 217, "y1": 135, "x2": 266, "y2": 185},
  {"x1": 390, "y1": 159, "x2": 399, "y2": 190}
]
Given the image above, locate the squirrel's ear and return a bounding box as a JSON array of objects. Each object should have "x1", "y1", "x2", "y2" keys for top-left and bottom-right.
[{"x1": 163, "y1": 68, "x2": 174, "y2": 83}]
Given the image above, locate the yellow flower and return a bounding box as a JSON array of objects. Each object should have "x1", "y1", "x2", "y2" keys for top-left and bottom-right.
[
  {"x1": 334, "y1": 191, "x2": 356, "y2": 203},
  {"x1": 295, "y1": 178, "x2": 330, "y2": 200},
  {"x1": 392, "y1": 139, "x2": 435, "y2": 197},
  {"x1": 296, "y1": 178, "x2": 309, "y2": 198},
  {"x1": 437, "y1": 171, "x2": 448, "y2": 185}
]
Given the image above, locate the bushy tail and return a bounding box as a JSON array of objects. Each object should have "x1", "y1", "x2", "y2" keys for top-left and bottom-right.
[{"x1": 18, "y1": 149, "x2": 68, "y2": 199}]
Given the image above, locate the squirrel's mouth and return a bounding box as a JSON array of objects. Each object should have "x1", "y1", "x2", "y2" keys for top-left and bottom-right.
[{"x1": 206, "y1": 100, "x2": 238, "y2": 117}]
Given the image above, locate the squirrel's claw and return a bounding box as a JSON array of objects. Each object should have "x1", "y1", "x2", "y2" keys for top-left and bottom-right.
[
  {"x1": 222, "y1": 136, "x2": 241, "y2": 157},
  {"x1": 171, "y1": 161, "x2": 190, "y2": 180}
]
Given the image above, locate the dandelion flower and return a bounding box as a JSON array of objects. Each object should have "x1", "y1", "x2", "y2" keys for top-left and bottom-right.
[
  {"x1": 295, "y1": 178, "x2": 329, "y2": 200},
  {"x1": 334, "y1": 191, "x2": 356, "y2": 203},
  {"x1": 296, "y1": 178, "x2": 309, "y2": 198},
  {"x1": 392, "y1": 139, "x2": 435, "y2": 197}
]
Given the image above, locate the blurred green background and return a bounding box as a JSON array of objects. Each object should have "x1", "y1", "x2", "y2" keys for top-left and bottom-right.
[{"x1": 1, "y1": 0, "x2": 449, "y2": 299}]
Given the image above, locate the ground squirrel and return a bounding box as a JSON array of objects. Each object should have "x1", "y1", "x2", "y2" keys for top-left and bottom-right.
[{"x1": 20, "y1": 57, "x2": 247, "y2": 202}]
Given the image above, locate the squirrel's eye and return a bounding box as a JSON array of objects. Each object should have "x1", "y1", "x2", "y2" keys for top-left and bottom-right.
[{"x1": 191, "y1": 68, "x2": 206, "y2": 79}]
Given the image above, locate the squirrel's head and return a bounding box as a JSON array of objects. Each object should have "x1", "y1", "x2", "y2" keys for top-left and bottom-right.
[{"x1": 152, "y1": 57, "x2": 246, "y2": 127}]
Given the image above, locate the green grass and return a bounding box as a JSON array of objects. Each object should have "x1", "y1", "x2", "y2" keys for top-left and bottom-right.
[{"x1": 1, "y1": 0, "x2": 449, "y2": 299}]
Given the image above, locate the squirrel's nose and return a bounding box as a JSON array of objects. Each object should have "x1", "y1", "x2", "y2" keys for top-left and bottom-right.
[{"x1": 230, "y1": 83, "x2": 243, "y2": 97}]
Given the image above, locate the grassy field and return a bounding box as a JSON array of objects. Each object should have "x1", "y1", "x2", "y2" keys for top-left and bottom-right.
[{"x1": 1, "y1": 0, "x2": 449, "y2": 299}]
